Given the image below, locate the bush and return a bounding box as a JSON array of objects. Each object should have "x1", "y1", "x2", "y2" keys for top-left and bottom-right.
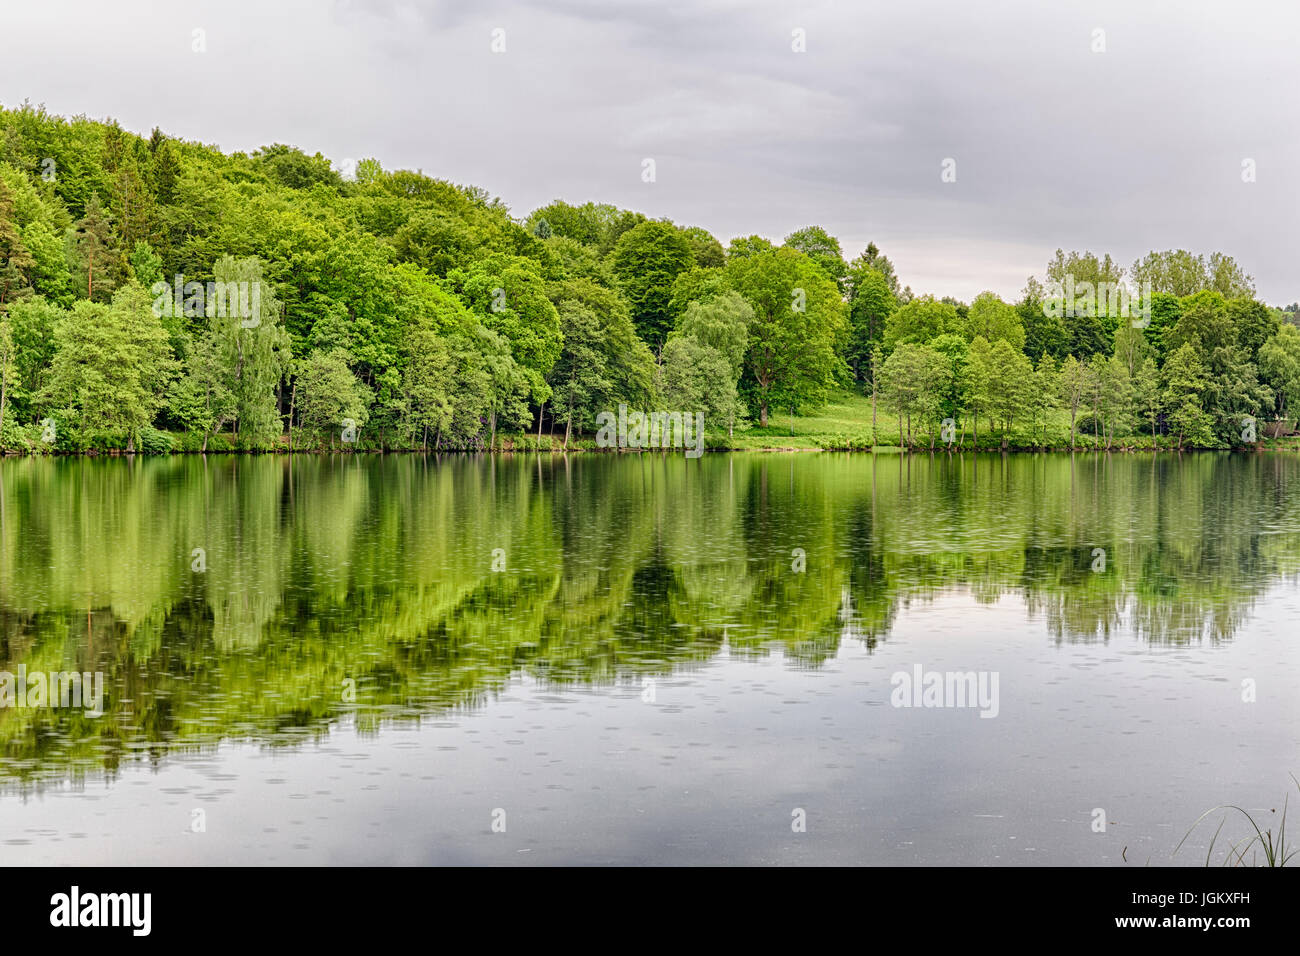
[
  {"x1": 172, "y1": 430, "x2": 235, "y2": 452},
  {"x1": 205, "y1": 432, "x2": 234, "y2": 453},
  {"x1": 175, "y1": 431, "x2": 235, "y2": 452},
  {"x1": 52, "y1": 420, "x2": 87, "y2": 453},
  {"x1": 173, "y1": 431, "x2": 206, "y2": 453},
  {"x1": 817, "y1": 433, "x2": 872, "y2": 450},
  {"x1": 137, "y1": 427, "x2": 174, "y2": 454},
  {"x1": 0, "y1": 418, "x2": 39, "y2": 452},
  {"x1": 85, "y1": 430, "x2": 128, "y2": 453}
]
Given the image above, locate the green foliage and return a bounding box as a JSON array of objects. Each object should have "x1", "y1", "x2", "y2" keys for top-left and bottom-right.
[
  {"x1": 38, "y1": 284, "x2": 177, "y2": 448},
  {"x1": 783, "y1": 225, "x2": 846, "y2": 283},
  {"x1": 883, "y1": 295, "x2": 959, "y2": 351},
  {"x1": 0, "y1": 173, "x2": 35, "y2": 303},
  {"x1": 446, "y1": 254, "x2": 561, "y2": 403},
  {"x1": 542, "y1": 235, "x2": 613, "y2": 286},
  {"x1": 963, "y1": 292, "x2": 1025, "y2": 350},
  {"x1": 1029, "y1": 352, "x2": 1061, "y2": 445},
  {"x1": 878, "y1": 343, "x2": 951, "y2": 446},
  {"x1": 725, "y1": 235, "x2": 776, "y2": 261},
  {"x1": 1046, "y1": 248, "x2": 1125, "y2": 289},
  {"x1": 0, "y1": 104, "x2": 1287, "y2": 454},
  {"x1": 845, "y1": 266, "x2": 895, "y2": 382},
  {"x1": 1018, "y1": 292, "x2": 1067, "y2": 361},
  {"x1": 1131, "y1": 249, "x2": 1254, "y2": 298},
  {"x1": 1162, "y1": 343, "x2": 1217, "y2": 449},
  {"x1": 668, "y1": 266, "x2": 730, "y2": 317},
  {"x1": 848, "y1": 242, "x2": 900, "y2": 297},
  {"x1": 659, "y1": 334, "x2": 741, "y2": 431},
  {"x1": 0, "y1": 312, "x2": 14, "y2": 435},
  {"x1": 70, "y1": 192, "x2": 122, "y2": 302},
  {"x1": 660, "y1": 291, "x2": 752, "y2": 433},
  {"x1": 726, "y1": 246, "x2": 846, "y2": 427},
  {"x1": 1058, "y1": 354, "x2": 1093, "y2": 447},
  {"x1": 548, "y1": 300, "x2": 611, "y2": 446},
  {"x1": 252, "y1": 144, "x2": 344, "y2": 191},
  {"x1": 677, "y1": 290, "x2": 750, "y2": 378},
  {"x1": 136, "y1": 425, "x2": 174, "y2": 454},
  {"x1": 0, "y1": 295, "x2": 59, "y2": 421},
  {"x1": 611, "y1": 220, "x2": 694, "y2": 348},
  {"x1": 211, "y1": 256, "x2": 291, "y2": 444},
  {"x1": 128, "y1": 240, "x2": 164, "y2": 288},
  {"x1": 678, "y1": 226, "x2": 725, "y2": 269},
  {"x1": 295, "y1": 348, "x2": 372, "y2": 447},
  {"x1": 1259, "y1": 324, "x2": 1300, "y2": 423},
  {"x1": 1229, "y1": 296, "x2": 1279, "y2": 363},
  {"x1": 525, "y1": 200, "x2": 644, "y2": 256},
  {"x1": 545, "y1": 277, "x2": 656, "y2": 436}
]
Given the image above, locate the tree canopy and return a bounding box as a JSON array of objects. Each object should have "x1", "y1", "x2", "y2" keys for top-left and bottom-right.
[{"x1": 0, "y1": 103, "x2": 1290, "y2": 453}]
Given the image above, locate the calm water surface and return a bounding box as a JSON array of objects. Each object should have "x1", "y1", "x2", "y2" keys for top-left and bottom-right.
[{"x1": 0, "y1": 452, "x2": 1297, "y2": 864}]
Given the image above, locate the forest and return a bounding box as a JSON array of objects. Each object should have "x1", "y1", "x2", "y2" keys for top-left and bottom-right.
[{"x1": 1, "y1": 101, "x2": 1298, "y2": 454}]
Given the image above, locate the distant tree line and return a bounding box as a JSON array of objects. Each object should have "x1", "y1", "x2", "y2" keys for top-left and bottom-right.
[{"x1": 0, "y1": 102, "x2": 1296, "y2": 453}]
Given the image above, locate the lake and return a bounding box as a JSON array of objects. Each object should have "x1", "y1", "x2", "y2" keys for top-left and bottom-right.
[{"x1": 1, "y1": 451, "x2": 1297, "y2": 865}]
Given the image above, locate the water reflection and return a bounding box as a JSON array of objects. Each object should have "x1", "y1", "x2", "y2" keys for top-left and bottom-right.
[{"x1": 1, "y1": 450, "x2": 1298, "y2": 790}]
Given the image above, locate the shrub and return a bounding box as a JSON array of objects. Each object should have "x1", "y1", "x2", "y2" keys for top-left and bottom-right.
[
  {"x1": 0, "y1": 418, "x2": 39, "y2": 452},
  {"x1": 137, "y1": 427, "x2": 175, "y2": 454}
]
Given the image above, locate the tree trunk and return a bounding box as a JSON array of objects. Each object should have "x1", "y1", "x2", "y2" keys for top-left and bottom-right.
[
  {"x1": 760, "y1": 400, "x2": 768, "y2": 428},
  {"x1": 871, "y1": 379, "x2": 877, "y2": 446},
  {"x1": 287, "y1": 380, "x2": 296, "y2": 454},
  {"x1": 537, "y1": 401, "x2": 545, "y2": 443}
]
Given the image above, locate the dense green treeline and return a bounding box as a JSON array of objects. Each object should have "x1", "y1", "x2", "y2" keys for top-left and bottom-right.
[
  {"x1": 1, "y1": 102, "x2": 1298, "y2": 453},
  {"x1": 2, "y1": 452, "x2": 1297, "y2": 788}
]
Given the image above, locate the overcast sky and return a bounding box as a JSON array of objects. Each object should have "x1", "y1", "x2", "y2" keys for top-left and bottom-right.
[{"x1": 2, "y1": 0, "x2": 1297, "y2": 304}]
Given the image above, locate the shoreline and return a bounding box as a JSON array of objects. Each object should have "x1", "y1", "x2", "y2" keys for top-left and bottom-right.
[{"x1": 4, "y1": 441, "x2": 1298, "y2": 458}]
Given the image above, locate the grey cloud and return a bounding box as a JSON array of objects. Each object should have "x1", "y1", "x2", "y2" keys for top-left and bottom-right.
[{"x1": 0, "y1": 0, "x2": 1294, "y2": 303}]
